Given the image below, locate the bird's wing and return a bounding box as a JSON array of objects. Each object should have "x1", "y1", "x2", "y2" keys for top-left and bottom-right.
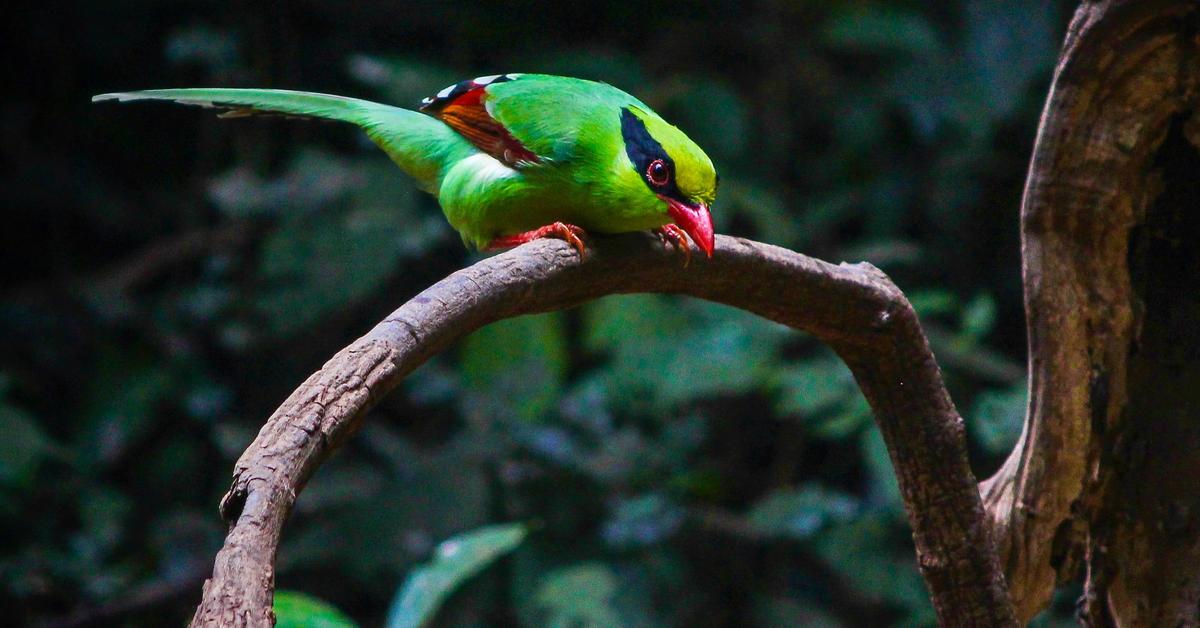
[
  {"x1": 420, "y1": 74, "x2": 632, "y2": 168},
  {"x1": 93, "y1": 88, "x2": 472, "y2": 192},
  {"x1": 419, "y1": 74, "x2": 547, "y2": 168}
]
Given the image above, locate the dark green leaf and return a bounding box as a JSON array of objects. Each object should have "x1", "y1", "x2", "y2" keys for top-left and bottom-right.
[
  {"x1": 0, "y1": 392, "x2": 50, "y2": 486},
  {"x1": 274, "y1": 590, "x2": 358, "y2": 628},
  {"x1": 77, "y1": 348, "x2": 175, "y2": 468},
  {"x1": 861, "y1": 429, "x2": 901, "y2": 507},
  {"x1": 908, "y1": 290, "x2": 959, "y2": 318},
  {"x1": 814, "y1": 512, "x2": 934, "y2": 625},
  {"x1": 960, "y1": 293, "x2": 997, "y2": 342},
  {"x1": 823, "y1": 5, "x2": 944, "y2": 56},
  {"x1": 772, "y1": 358, "x2": 856, "y2": 417},
  {"x1": 461, "y1": 313, "x2": 568, "y2": 422},
  {"x1": 971, "y1": 383, "x2": 1027, "y2": 454},
  {"x1": 747, "y1": 484, "x2": 858, "y2": 539},
  {"x1": 601, "y1": 493, "x2": 685, "y2": 548},
  {"x1": 386, "y1": 523, "x2": 528, "y2": 628},
  {"x1": 532, "y1": 563, "x2": 624, "y2": 628},
  {"x1": 585, "y1": 296, "x2": 784, "y2": 410},
  {"x1": 251, "y1": 153, "x2": 436, "y2": 336}
]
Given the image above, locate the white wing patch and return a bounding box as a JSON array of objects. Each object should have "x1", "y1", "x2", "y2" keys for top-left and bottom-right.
[
  {"x1": 457, "y1": 152, "x2": 518, "y2": 182},
  {"x1": 419, "y1": 73, "x2": 525, "y2": 111}
]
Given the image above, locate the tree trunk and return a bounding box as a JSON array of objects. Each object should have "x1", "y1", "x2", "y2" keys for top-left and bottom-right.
[{"x1": 980, "y1": 1, "x2": 1200, "y2": 624}]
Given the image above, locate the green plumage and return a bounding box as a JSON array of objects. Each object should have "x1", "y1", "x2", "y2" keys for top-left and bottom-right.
[{"x1": 94, "y1": 75, "x2": 718, "y2": 251}]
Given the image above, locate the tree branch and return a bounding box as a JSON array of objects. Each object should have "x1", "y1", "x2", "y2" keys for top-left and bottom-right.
[
  {"x1": 978, "y1": 1, "x2": 1200, "y2": 622},
  {"x1": 189, "y1": 233, "x2": 1015, "y2": 627}
]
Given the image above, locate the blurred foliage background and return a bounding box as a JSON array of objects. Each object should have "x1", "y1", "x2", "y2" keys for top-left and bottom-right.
[{"x1": 6, "y1": 1, "x2": 1082, "y2": 625}]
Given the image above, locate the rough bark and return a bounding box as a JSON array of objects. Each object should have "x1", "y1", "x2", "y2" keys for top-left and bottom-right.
[
  {"x1": 189, "y1": 234, "x2": 1015, "y2": 627},
  {"x1": 979, "y1": 0, "x2": 1200, "y2": 624}
]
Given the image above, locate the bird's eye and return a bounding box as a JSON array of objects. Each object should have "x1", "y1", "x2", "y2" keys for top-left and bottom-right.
[{"x1": 646, "y1": 159, "x2": 670, "y2": 187}]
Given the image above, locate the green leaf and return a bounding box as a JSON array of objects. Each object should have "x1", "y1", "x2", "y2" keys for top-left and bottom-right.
[
  {"x1": 584, "y1": 296, "x2": 784, "y2": 410},
  {"x1": 960, "y1": 293, "x2": 997, "y2": 342},
  {"x1": 77, "y1": 347, "x2": 175, "y2": 468},
  {"x1": 461, "y1": 313, "x2": 568, "y2": 422},
  {"x1": 79, "y1": 486, "x2": 133, "y2": 553},
  {"x1": 830, "y1": 100, "x2": 887, "y2": 158},
  {"x1": 813, "y1": 512, "x2": 934, "y2": 625},
  {"x1": 970, "y1": 383, "x2": 1027, "y2": 454},
  {"x1": 251, "y1": 154, "x2": 436, "y2": 337},
  {"x1": 532, "y1": 563, "x2": 624, "y2": 628},
  {"x1": 747, "y1": 484, "x2": 858, "y2": 539},
  {"x1": 814, "y1": 395, "x2": 873, "y2": 440},
  {"x1": 386, "y1": 523, "x2": 528, "y2": 628},
  {"x1": 283, "y1": 448, "x2": 490, "y2": 580},
  {"x1": 772, "y1": 358, "x2": 856, "y2": 416},
  {"x1": 861, "y1": 429, "x2": 901, "y2": 507},
  {"x1": 823, "y1": 5, "x2": 944, "y2": 57},
  {"x1": 601, "y1": 493, "x2": 685, "y2": 548},
  {"x1": 0, "y1": 381, "x2": 50, "y2": 486},
  {"x1": 274, "y1": 590, "x2": 357, "y2": 628},
  {"x1": 772, "y1": 356, "x2": 873, "y2": 439},
  {"x1": 908, "y1": 290, "x2": 959, "y2": 318}
]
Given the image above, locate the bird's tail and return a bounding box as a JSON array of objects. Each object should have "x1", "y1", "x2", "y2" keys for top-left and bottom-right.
[{"x1": 93, "y1": 88, "x2": 474, "y2": 193}]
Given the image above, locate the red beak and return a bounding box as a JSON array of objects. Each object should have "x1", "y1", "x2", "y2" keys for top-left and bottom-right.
[{"x1": 663, "y1": 197, "x2": 714, "y2": 258}]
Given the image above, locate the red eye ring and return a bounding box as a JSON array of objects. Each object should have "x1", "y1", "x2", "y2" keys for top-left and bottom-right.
[{"x1": 646, "y1": 159, "x2": 670, "y2": 187}]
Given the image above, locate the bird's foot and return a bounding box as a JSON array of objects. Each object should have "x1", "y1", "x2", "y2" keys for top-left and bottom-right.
[
  {"x1": 654, "y1": 224, "x2": 692, "y2": 267},
  {"x1": 486, "y1": 222, "x2": 588, "y2": 256}
]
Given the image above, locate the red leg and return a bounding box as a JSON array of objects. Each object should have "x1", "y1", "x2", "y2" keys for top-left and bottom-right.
[
  {"x1": 485, "y1": 222, "x2": 587, "y2": 256},
  {"x1": 654, "y1": 224, "x2": 692, "y2": 267}
]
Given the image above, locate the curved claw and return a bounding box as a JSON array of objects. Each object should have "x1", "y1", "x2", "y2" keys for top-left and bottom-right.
[
  {"x1": 486, "y1": 222, "x2": 588, "y2": 257},
  {"x1": 654, "y1": 224, "x2": 692, "y2": 267}
]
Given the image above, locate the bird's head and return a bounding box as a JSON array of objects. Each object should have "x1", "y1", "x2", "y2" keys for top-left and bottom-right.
[{"x1": 620, "y1": 106, "x2": 717, "y2": 257}]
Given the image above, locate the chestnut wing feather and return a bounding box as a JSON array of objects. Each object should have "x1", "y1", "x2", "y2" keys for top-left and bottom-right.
[{"x1": 420, "y1": 75, "x2": 540, "y2": 168}]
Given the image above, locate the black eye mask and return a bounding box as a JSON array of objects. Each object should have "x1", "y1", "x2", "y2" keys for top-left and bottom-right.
[{"x1": 620, "y1": 107, "x2": 686, "y2": 203}]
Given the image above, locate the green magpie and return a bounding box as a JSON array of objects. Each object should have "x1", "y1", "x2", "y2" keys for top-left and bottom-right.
[{"x1": 95, "y1": 73, "x2": 719, "y2": 260}]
